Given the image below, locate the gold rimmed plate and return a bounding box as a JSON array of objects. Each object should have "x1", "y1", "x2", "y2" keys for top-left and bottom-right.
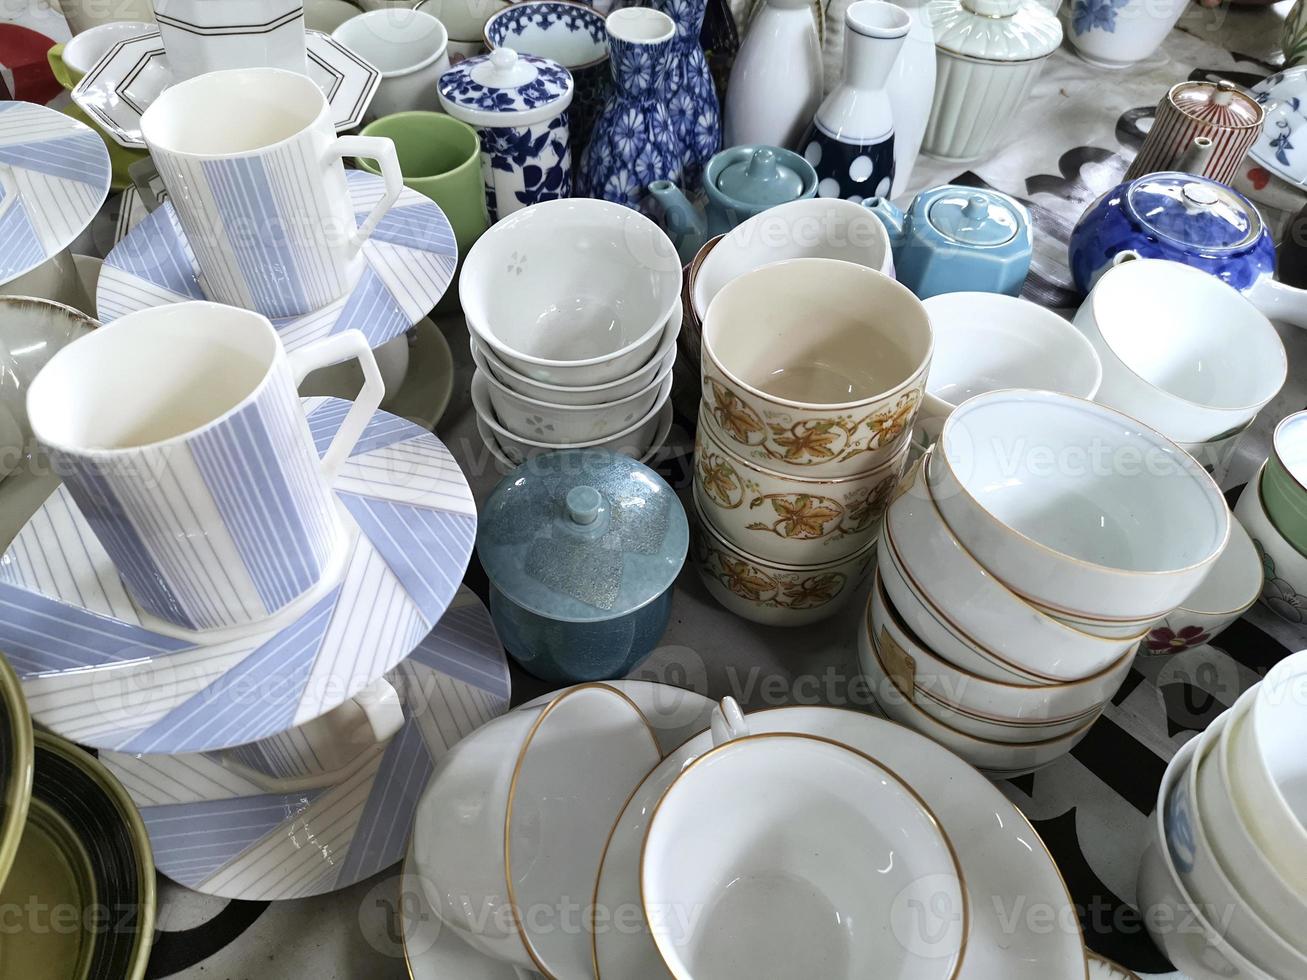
[{"x1": 0, "y1": 654, "x2": 33, "y2": 893}]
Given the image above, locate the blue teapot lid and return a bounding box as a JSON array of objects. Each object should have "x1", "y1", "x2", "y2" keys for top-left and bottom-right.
[
  {"x1": 714, "y1": 148, "x2": 808, "y2": 206},
  {"x1": 476, "y1": 449, "x2": 688, "y2": 622},
  {"x1": 437, "y1": 48, "x2": 573, "y2": 128},
  {"x1": 925, "y1": 190, "x2": 1022, "y2": 246},
  {"x1": 1123, "y1": 174, "x2": 1260, "y2": 251}
]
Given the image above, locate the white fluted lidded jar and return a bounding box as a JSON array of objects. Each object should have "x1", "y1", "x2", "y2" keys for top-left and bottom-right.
[{"x1": 922, "y1": 0, "x2": 1061, "y2": 162}]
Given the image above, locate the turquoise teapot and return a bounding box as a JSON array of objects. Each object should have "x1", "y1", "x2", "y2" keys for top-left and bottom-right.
[
  {"x1": 650, "y1": 145, "x2": 818, "y2": 264},
  {"x1": 864, "y1": 185, "x2": 1033, "y2": 300}
]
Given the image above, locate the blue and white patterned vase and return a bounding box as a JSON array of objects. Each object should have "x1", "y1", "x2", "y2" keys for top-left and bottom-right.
[
  {"x1": 800, "y1": 0, "x2": 908, "y2": 201},
  {"x1": 579, "y1": 7, "x2": 683, "y2": 210},
  {"x1": 438, "y1": 48, "x2": 574, "y2": 221},
  {"x1": 650, "y1": 0, "x2": 720, "y2": 191}
]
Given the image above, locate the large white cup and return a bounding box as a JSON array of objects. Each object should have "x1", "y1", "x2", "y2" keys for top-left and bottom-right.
[
  {"x1": 141, "y1": 67, "x2": 404, "y2": 319},
  {"x1": 152, "y1": 0, "x2": 309, "y2": 78},
  {"x1": 27, "y1": 301, "x2": 384, "y2": 633},
  {"x1": 333, "y1": 8, "x2": 450, "y2": 120}
]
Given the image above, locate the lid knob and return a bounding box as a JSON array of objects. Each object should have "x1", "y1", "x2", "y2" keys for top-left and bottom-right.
[
  {"x1": 489, "y1": 48, "x2": 518, "y2": 72},
  {"x1": 1182, "y1": 182, "x2": 1219, "y2": 207},
  {"x1": 963, "y1": 195, "x2": 988, "y2": 220},
  {"x1": 1213, "y1": 79, "x2": 1235, "y2": 106},
  {"x1": 566, "y1": 486, "x2": 603, "y2": 526},
  {"x1": 745, "y1": 147, "x2": 779, "y2": 182}
]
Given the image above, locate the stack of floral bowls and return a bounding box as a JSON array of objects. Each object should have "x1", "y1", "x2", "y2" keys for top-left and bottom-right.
[
  {"x1": 1140, "y1": 651, "x2": 1307, "y2": 979},
  {"x1": 862, "y1": 389, "x2": 1236, "y2": 777},
  {"x1": 1236, "y1": 410, "x2": 1307, "y2": 624},
  {"x1": 691, "y1": 257, "x2": 931, "y2": 626},
  {"x1": 462, "y1": 198, "x2": 682, "y2": 470}
]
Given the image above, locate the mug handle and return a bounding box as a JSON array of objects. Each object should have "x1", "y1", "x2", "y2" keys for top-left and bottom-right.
[
  {"x1": 332, "y1": 135, "x2": 404, "y2": 252},
  {"x1": 287, "y1": 328, "x2": 385, "y2": 482},
  {"x1": 350, "y1": 677, "x2": 406, "y2": 746}
]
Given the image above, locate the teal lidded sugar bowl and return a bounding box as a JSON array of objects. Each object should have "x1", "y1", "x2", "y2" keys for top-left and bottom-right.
[
  {"x1": 650, "y1": 145, "x2": 818, "y2": 264},
  {"x1": 477, "y1": 448, "x2": 688, "y2": 683},
  {"x1": 864, "y1": 184, "x2": 1033, "y2": 300}
]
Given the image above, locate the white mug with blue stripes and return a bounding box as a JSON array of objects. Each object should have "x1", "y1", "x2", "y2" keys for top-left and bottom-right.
[
  {"x1": 140, "y1": 67, "x2": 404, "y2": 319},
  {"x1": 27, "y1": 301, "x2": 385, "y2": 634}
]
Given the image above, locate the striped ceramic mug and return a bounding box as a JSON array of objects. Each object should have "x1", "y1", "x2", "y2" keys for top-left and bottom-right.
[
  {"x1": 27, "y1": 301, "x2": 384, "y2": 633},
  {"x1": 140, "y1": 67, "x2": 404, "y2": 319}
]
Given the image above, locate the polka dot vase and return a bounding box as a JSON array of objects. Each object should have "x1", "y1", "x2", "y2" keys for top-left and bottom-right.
[{"x1": 800, "y1": 0, "x2": 909, "y2": 202}]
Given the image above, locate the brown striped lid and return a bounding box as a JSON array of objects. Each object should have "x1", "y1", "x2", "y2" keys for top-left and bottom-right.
[{"x1": 1169, "y1": 79, "x2": 1265, "y2": 132}]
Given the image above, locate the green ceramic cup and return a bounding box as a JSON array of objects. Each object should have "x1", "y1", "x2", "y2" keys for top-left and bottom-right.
[{"x1": 1263, "y1": 411, "x2": 1307, "y2": 555}]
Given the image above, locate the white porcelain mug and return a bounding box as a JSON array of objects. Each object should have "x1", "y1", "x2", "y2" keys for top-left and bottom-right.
[
  {"x1": 333, "y1": 8, "x2": 450, "y2": 120},
  {"x1": 140, "y1": 67, "x2": 404, "y2": 319},
  {"x1": 152, "y1": 0, "x2": 308, "y2": 78},
  {"x1": 27, "y1": 301, "x2": 384, "y2": 634}
]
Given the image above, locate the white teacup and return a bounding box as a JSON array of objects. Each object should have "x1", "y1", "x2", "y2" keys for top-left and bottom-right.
[
  {"x1": 333, "y1": 8, "x2": 451, "y2": 120},
  {"x1": 27, "y1": 301, "x2": 384, "y2": 634},
  {"x1": 152, "y1": 0, "x2": 309, "y2": 78},
  {"x1": 141, "y1": 67, "x2": 404, "y2": 319},
  {"x1": 642, "y1": 706, "x2": 966, "y2": 980}
]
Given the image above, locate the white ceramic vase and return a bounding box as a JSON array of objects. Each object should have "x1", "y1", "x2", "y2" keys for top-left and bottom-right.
[
  {"x1": 724, "y1": 0, "x2": 822, "y2": 149},
  {"x1": 885, "y1": 0, "x2": 934, "y2": 196}
]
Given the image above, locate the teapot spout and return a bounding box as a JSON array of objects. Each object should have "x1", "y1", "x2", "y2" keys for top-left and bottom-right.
[
  {"x1": 862, "y1": 196, "x2": 907, "y2": 258},
  {"x1": 649, "y1": 180, "x2": 707, "y2": 265}
]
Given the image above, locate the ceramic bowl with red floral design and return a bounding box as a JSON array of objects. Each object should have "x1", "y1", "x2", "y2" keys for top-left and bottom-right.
[
  {"x1": 1140, "y1": 515, "x2": 1261, "y2": 655},
  {"x1": 700, "y1": 257, "x2": 932, "y2": 479}
]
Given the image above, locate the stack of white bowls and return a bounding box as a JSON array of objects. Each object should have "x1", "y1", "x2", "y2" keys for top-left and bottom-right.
[
  {"x1": 690, "y1": 256, "x2": 932, "y2": 627},
  {"x1": 1141, "y1": 650, "x2": 1307, "y2": 980},
  {"x1": 861, "y1": 388, "x2": 1234, "y2": 778},
  {"x1": 461, "y1": 199, "x2": 682, "y2": 470}
]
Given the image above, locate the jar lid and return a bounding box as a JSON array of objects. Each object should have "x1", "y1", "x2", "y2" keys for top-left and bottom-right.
[
  {"x1": 928, "y1": 0, "x2": 1062, "y2": 62},
  {"x1": 1250, "y1": 67, "x2": 1307, "y2": 190},
  {"x1": 1170, "y1": 80, "x2": 1263, "y2": 130},
  {"x1": 476, "y1": 449, "x2": 689, "y2": 622},
  {"x1": 437, "y1": 48, "x2": 573, "y2": 128},
  {"x1": 714, "y1": 148, "x2": 808, "y2": 206},
  {"x1": 1124, "y1": 173, "x2": 1261, "y2": 251},
  {"x1": 925, "y1": 188, "x2": 1023, "y2": 246}
]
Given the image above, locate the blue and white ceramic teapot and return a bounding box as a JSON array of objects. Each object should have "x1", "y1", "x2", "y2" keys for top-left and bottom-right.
[{"x1": 1068, "y1": 171, "x2": 1307, "y2": 327}]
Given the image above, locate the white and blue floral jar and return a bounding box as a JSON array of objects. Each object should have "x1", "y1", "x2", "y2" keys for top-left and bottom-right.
[
  {"x1": 438, "y1": 48, "x2": 574, "y2": 221},
  {"x1": 579, "y1": 7, "x2": 683, "y2": 210},
  {"x1": 650, "y1": 0, "x2": 721, "y2": 190}
]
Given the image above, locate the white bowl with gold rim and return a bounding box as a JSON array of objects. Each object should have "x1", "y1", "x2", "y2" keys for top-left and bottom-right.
[{"x1": 411, "y1": 683, "x2": 661, "y2": 975}]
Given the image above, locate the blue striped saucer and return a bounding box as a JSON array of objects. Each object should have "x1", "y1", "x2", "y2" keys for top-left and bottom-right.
[
  {"x1": 102, "y1": 587, "x2": 511, "y2": 902},
  {"x1": 0, "y1": 102, "x2": 111, "y2": 289},
  {"x1": 0, "y1": 397, "x2": 477, "y2": 756},
  {"x1": 98, "y1": 169, "x2": 458, "y2": 355}
]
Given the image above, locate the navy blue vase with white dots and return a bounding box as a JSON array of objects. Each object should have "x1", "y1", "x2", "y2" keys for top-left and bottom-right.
[{"x1": 800, "y1": 121, "x2": 896, "y2": 202}]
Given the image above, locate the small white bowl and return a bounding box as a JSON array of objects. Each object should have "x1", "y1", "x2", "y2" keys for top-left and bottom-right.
[
  {"x1": 1138, "y1": 737, "x2": 1275, "y2": 980},
  {"x1": 475, "y1": 402, "x2": 673, "y2": 474},
  {"x1": 470, "y1": 311, "x2": 680, "y2": 406},
  {"x1": 690, "y1": 197, "x2": 895, "y2": 322},
  {"x1": 477, "y1": 353, "x2": 673, "y2": 444},
  {"x1": 930, "y1": 389, "x2": 1231, "y2": 624},
  {"x1": 460, "y1": 198, "x2": 681, "y2": 386},
  {"x1": 1075, "y1": 257, "x2": 1287, "y2": 445},
  {"x1": 1139, "y1": 516, "x2": 1261, "y2": 655},
  {"x1": 471, "y1": 370, "x2": 672, "y2": 464},
  {"x1": 885, "y1": 454, "x2": 1141, "y2": 683},
  {"x1": 1234, "y1": 463, "x2": 1307, "y2": 625},
  {"x1": 860, "y1": 625, "x2": 1100, "y2": 779},
  {"x1": 921, "y1": 292, "x2": 1102, "y2": 422}
]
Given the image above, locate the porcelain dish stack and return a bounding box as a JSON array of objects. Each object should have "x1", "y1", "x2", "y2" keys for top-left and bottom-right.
[
  {"x1": 463, "y1": 198, "x2": 682, "y2": 470},
  {"x1": 865, "y1": 389, "x2": 1240, "y2": 778},
  {"x1": 1141, "y1": 650, "x2": 1307, "y2": 980},
  {"x1": 691, "y1": 255, "x2": 931, "y2": 627}
]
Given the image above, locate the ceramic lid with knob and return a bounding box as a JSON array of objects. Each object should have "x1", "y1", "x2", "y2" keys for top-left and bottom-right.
[
  {"x1": 1124, "y1": 173, "x2": 1262, "y2": 251},
  {"x1": 477, "y1": 449, "x2": 689, "y2": 622},
  {"x1": 926, "y1": 189, "x2": 1023, "y2": 246},
  {"x1": 713, "y1": 147, "x2": 807, "y2": 206},
  {"x1": 1251, "y1": 67, "x2": 1307, "y2": 189},
  {"x1": 928, "y1": 0, "x2": 1061, "y2": 62},
  {"x1": 437, "y1": 47, "x2": 573, "y2": 129}
]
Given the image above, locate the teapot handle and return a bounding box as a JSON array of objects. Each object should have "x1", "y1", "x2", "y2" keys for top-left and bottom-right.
[{"x1": 1245, "y1": 275, "x2": 1307, "y2": 329}]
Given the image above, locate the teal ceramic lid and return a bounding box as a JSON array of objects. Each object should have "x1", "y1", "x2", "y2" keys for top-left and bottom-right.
[
  {"x1": 1124, "y1": 173, "x2": 1260, "y2": 251},
  {"x1": 714, "y1": 148, "x2": 806, "y2": 206},
  {"x1": 477, "y1": 449, "x2": 689, "y2": 622},
  {"x1": 926, "y1": 190, "x2": 1022, "y2": 246}
]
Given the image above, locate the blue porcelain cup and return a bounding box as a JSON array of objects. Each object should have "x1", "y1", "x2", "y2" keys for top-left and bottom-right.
[
  {"x1": 140, "y1": 67, "x2": 405, "y2": 319},
  {"x1": 27, "y1": 301, "x2": 384, "y2": 633}
]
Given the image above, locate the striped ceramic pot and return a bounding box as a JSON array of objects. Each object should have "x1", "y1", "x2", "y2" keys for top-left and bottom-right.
[
  {"x1": 1124, "y1": 80, "x2": 1265, "y2": 185},
  {"x1": 26, "y1": 302, "x2": 384, "y2": 633},
  {"x1": 140, "y1": 66, "x2": 403, "y2": 319}
]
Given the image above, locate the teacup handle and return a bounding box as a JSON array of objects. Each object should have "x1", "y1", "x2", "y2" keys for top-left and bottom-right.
[
  {"x1": 288, "y1": 328, "x2": 385, "y2": 482},
  {"x1": 351, "y1": 677, "x2": 405, "y2": 746},
  {"x1": 332, "y1": 135, "x2": 405, "y2": 253},
  {"x1": 709, "y1": 696, "x2": 748, "y2": 747}
]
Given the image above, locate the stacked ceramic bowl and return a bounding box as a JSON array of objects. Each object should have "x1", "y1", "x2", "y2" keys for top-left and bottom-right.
[
  {"x1": 1236, "y1": 410, "x2": 1307, "y2": 625},
  {"x1": 1140, "y1": 651, "x2": 1307, "y2": 980},
  {"x1": 862, "y1": 389, "x2": 1234, "y2": 778},
  {"x1": 462, "y1": 198, "x2": 682, "y2": 470},
  {"x1": 690, "y1": 257, "x2": 931, "y2": 627}
]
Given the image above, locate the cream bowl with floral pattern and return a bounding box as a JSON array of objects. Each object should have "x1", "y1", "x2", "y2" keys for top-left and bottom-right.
[
  {"x1": 690, "y1": 494, "x2": 876, "y2": 628},
  {"x1": 701, "y1": 257, "x2": 932, "y2": 479},
  {"x1": 693, "y1": 410, "x2": 908, "y2": 566}
]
